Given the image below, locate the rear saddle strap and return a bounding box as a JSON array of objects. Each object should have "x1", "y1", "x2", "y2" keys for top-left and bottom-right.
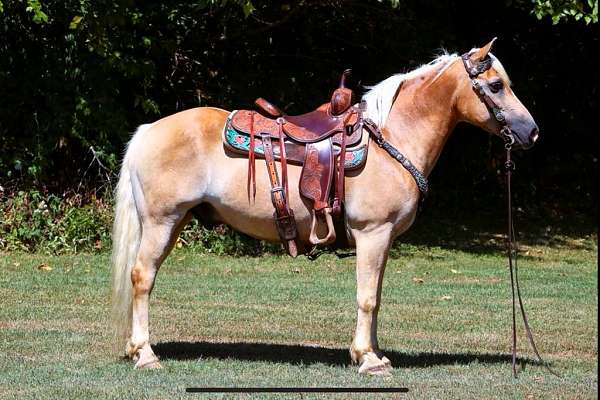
[{"x1": 260, "y1": 131, "x2": 298, "y2": 257}]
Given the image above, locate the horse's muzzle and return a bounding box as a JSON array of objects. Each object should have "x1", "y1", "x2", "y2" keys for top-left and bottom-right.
[{"x1": 513, "y1": 124, "x2": 539, "y2": 150}]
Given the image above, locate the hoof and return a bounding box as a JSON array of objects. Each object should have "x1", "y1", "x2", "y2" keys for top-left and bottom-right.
[
  {"x1": 358, "y1": 353, "x2": 393, "y2": 376},
  {"x1": 134, "y1": 358, "x2": 162, "y2": 369},
  {"x1": 132, "y1": 343, "x2": 162, "y2": 370}
]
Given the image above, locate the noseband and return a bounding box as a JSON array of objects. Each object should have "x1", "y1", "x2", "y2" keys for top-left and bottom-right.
[{"x1": 461, "y1": 52, "x2": 558, "y2": 378}]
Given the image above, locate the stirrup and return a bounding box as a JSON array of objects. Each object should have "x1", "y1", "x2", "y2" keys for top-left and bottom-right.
[{"x1": 309, "y1": 208, "x2": 336, "y2": 245}]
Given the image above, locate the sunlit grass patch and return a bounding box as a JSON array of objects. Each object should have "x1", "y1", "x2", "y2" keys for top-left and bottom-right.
[{"x1": 0, "y1": 238, "x2": 596, "y2": 399}]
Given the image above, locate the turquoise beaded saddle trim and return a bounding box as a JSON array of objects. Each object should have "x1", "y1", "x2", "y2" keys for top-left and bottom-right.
[{"x1": 224, "y1": 122, "x2": 367, "y2": 170}]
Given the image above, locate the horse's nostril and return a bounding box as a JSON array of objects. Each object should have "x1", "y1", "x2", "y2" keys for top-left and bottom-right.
[{"x1": 530, "y1": 128, "x2": 539, "y2": 143}]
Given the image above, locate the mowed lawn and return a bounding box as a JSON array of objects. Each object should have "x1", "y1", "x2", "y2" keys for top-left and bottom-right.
[{"x1": 0, "y1": 237, "x2": 596, "y2": 399}]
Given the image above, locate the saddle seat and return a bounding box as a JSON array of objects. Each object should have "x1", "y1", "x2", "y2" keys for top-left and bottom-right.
[
  {"x1": 250, "y1": 69, "x2": 356, "y2": 143},
  {"x1": 230, "y1": 107, "x2": 362, "y2": 150},
  {"x1": 223, "y1": 70, "x2": 368, "y2": 257}
]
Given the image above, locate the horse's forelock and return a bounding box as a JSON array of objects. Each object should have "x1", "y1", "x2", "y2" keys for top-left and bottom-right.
[{"x1": 489, "y1": 53, "x2": 512, "y2": 86}]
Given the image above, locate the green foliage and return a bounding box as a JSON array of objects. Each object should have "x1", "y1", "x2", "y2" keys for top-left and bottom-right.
[
  {"x1": 25, "y1": 0, "x2": 48, "y2": 23},
  {"x1": 532, "y1": 0, "x2": 598, "y2": 24},
  {"x1": 0, "y1": 190, "x2": 112, "y2": 253},
  {"x1": 178, "y1": 219, "x2": 280, "y2": 256},
  {"x1": 0, "y1": 0, "x2": 597, "y2": 223},
  {"x1": 0, "y1": 0, "x2": 256, "y2": 187},
  {"x1": 0, "y1": 189, "x2": 280, "y2": 255}
]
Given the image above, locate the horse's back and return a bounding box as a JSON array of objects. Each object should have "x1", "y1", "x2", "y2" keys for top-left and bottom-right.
[
  {"x1": 127, "y1": 107, "x2": 231, "y2": 207},
  {"x1": 132, "y1": 106, "x2": 227, "y2": 163},
  {"x1": 150, "y1": 106, "x2": 229, "y2": 142}
]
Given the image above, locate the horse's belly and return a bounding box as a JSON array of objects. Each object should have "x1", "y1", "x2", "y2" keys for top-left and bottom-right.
[{"x1": 204, "y1": 152, "x2": 316, "y2": 243}]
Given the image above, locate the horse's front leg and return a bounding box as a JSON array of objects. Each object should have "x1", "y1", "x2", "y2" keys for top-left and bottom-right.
[{"x1": 350, "y1": 227, "x2": 393, "y2": 375}]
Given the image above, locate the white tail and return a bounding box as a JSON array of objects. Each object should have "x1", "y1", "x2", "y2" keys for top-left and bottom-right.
[{"x1": 111, "y1": 124, "x2": 151, "y2": 351}]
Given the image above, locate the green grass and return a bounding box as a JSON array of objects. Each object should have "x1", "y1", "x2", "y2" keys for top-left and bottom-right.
[{"x1": 0, "y1": 236, "x2": 596, "y2": 399}]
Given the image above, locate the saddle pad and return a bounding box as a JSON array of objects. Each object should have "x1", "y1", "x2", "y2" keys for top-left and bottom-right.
[{"x1": 223, "y1": 113, "x2": 368, "y2": 171}]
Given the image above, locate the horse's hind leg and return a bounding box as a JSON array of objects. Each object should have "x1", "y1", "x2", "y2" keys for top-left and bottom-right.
[{"x1": 126, "y1": 212, "x2": 191, "y2": 369}]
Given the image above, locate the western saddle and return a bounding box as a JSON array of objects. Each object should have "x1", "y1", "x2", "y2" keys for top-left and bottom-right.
[{"x1": 224, "y1": 70, "x2": 368, "y2": 256}]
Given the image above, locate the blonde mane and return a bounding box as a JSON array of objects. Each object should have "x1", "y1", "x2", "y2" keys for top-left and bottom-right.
[
  {"x1": 362, "y1": 50, "x2": 513, "y2": 129},
  {"x1": 362, "y1": 53, "x2": 458, "y2": 128}
]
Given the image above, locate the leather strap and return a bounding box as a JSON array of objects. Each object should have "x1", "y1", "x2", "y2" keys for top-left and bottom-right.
[
  {"x1": 247, "y1": 111, "x2": 257, "y2": 203},
  {"x1": 461, "y1": 52, "x2": 493, "y2": 79},
  {"x1": 277, "y1": 120, "x2": 289, "y2": 200},
  {"x1": 363, "y1": 118, "x2": 429, "y2": 200},
  {"x1": 332, "y1": 112, "x2": 354, "y2": 216},
  {"x1": 504, "y1": 143, "x2": 560, "y2": 378},
  {"x1": 472, "y1": 80, "x2": 509, "y2": 129},
  {"x1": 261, "y1": 133, "x2": 298, "y2": 257},
  {"x1": 460, "y1": 52, "x2": 510, "y2": 136}
]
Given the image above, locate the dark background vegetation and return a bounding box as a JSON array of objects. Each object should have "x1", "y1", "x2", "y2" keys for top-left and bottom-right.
[{"x1": 0, "y1": 0, "x2": 597, "y2": 252}]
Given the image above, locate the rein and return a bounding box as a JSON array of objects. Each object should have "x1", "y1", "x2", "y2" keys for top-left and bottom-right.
[
  {"x1": 504, "y1": 138, "x2": 560, "y2": 378},
  {"x1": 462, "y1": 51, "x2": 559, "y2": 378}
]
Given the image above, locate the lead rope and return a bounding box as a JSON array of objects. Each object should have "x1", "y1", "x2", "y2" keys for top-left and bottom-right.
[{"x1": 503, "y1": 133, "x2": 560, "y2": 378}]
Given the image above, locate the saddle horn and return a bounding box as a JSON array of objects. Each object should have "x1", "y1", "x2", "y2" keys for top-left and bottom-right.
[
  {"x1": 339, "y1": 69, "x2": 352, "y2": 88},
  {"x1": 331, "y1": 69, "x2": 353, "y2": 115}
]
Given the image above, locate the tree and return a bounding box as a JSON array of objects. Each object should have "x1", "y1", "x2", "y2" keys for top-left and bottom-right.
[{"x1": 531, "y1": 0, "x2": 598, "y2": 24}]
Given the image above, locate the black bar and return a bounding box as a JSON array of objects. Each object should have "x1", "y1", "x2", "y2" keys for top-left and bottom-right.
[{"x1": 186, "y1": 387, "x2": 408, "y2": 393}]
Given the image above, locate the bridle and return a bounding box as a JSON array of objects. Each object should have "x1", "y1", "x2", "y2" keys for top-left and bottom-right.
[
  {"x1": 461, "y1": 51, "x2": 559, "y2": 378},
  {"x1": 461, "y1": 52, "x2": 515, "y2": 145}
]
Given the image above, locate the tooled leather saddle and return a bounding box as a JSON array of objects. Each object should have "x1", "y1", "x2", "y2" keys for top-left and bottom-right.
[{"x1": 222, "y1": 70, "x2": 368, "y2": 256}]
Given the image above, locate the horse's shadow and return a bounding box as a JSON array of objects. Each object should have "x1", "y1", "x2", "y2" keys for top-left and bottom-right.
[{"x1": 153, "y1": 341, "x2": 540, "y2": 369}]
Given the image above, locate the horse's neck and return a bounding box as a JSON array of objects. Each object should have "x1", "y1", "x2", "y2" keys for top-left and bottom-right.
[{"x1": 383, "y1": 61, "x2": 461, "y2": 177}]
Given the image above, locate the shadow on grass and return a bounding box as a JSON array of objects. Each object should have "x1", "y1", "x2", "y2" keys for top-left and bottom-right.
[
  {"x1": 154, "y1": 340, "x2": 542, "y2": 369},
  {"x1": 395, "y1": 208, "x2": 596, "y2": 256}
]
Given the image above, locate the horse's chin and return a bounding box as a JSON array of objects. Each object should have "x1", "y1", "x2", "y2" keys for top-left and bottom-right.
[
  {"x1": 522, "y1": 143, "x2": 535, "y2": 150},
  {"x1": 515, "y1": 141, "x2": 535, "y2": 150},
  {"x1": 513, "y1": 137, "x2": 536, "y2": 150}
]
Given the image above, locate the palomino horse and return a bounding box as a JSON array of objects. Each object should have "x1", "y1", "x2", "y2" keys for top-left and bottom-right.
[{"x1": 111, "y1": 39, "x2": 538, "y2": 374}]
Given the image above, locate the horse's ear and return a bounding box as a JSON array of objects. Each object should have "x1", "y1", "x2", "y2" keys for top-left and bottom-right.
[{"x1": 470, "y1": 37, "x2": 497, "y2": 62}]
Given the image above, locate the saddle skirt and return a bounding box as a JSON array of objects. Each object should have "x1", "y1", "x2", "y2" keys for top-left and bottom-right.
[{"x1": 223, "y1": 110, "x2": 368, "y2": 170}]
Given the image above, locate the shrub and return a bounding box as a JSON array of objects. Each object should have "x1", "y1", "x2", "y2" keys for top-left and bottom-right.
[
  {"x1": 0, "y1": 189, "x2": 279, "y2": 255},
  {"x1": 178, "y1": 220, "x2": 279, "y2": 256},
  {"x1": 0, "y1": 190, "x2": 112, "y2": 253}
]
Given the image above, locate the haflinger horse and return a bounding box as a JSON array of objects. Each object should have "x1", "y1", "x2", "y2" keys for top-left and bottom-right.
[{"x1": 111, "y1": 39, "x2": 538, "y2": 374}]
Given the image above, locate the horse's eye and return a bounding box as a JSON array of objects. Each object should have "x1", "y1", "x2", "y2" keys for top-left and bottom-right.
[{"x1": 489, "y1": 80, "x2": 503, "y2": 93}]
